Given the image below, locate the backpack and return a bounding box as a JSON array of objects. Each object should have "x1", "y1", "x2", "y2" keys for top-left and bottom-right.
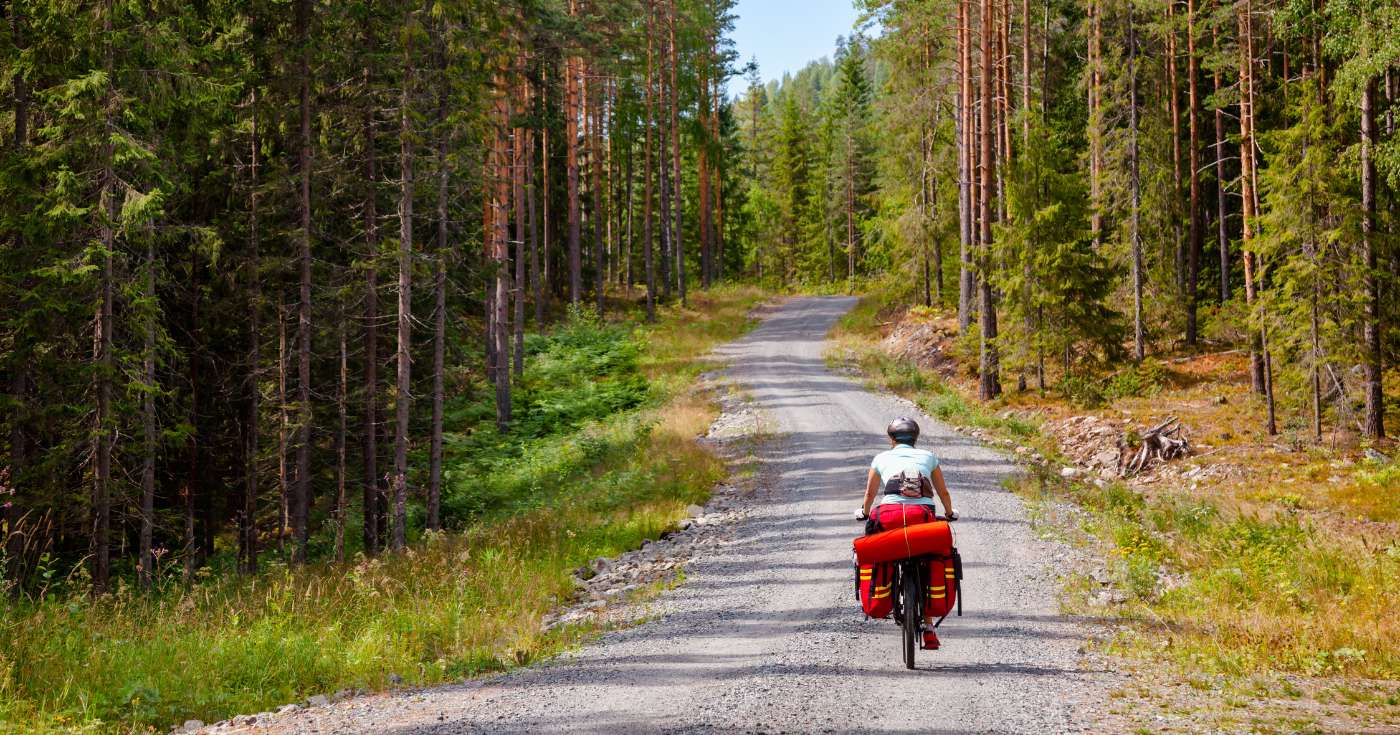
[{"x1": 895, "y1": 469, "x2": 924, "y2": 498}]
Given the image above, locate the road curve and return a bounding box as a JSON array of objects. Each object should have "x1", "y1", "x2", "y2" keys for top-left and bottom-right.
[{"x1": 236, "y1": 296, "x2": 1110, "y2": 734}]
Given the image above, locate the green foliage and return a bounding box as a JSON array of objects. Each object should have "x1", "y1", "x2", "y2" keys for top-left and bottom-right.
[
  {"x1": 1060, "y1": 360, "x2": 1169, "y2": 408},
  {"x1": 994, "y1": 115, "x2": 1125, "y2": 377},
  {"x1": 441, "y1": 313, "x2": 650, "y2": 524}
]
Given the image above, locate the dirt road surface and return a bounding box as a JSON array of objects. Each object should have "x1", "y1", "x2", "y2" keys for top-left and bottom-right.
[{"x1": 222, "y1": 296, "x2": 1111, "y2": 734}]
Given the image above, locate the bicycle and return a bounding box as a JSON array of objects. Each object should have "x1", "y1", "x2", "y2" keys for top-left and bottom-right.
[{"x1": 854, "y1": 509, "x2": 961, "y2": 670}]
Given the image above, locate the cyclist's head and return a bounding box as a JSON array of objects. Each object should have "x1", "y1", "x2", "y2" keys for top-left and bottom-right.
[{"x1": 886, "y1": 417, "x2": 920, "y2": 445}]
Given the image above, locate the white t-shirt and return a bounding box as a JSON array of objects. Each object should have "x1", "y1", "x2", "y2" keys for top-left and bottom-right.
[{"x1": 870, "y1": 444, "x2": 939, "y2": 507}]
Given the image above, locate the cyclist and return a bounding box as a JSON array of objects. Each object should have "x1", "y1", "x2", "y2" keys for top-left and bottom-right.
[{"x1": 857, "y1": 417, "x2": 957, "y2": 649}]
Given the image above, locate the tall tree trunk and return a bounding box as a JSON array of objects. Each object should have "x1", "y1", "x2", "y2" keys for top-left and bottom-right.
[
  {"x1": 699, "y1": 62, "x2": 712, "y2": 290},
  {"x1": 1021, "y1": 0, "x2": 1030, "y2": 144},
  {"x1": 1360, "y1": 78, "x2": 1385, "y2": 438},
  {"x1": 391, "y1": 52, "x2": 413, "y2": 552},
  {"x1": 1237, "y1": 4, "x2": 1265, "y2": 395},
  {"x1": 185, "y1": 263, "x2": 203, "y2": 580},
  {"x1": 139, "y1": 238, "x2": 157, "y2": 591},
  {"x1": 242, "y1": 88, "x2": 261, "y2": 575},
  {"x1": 92, "y1": 0, "x2": 116, "y2": 596},
  {"x1": 293, "y1": 0, "x2": 313, "y2": 564},
  {"x1": 979, "y1": 0, "x2": 1001, "y2": 400},
  {"x1": 659, "y1": 64, "x2": 673, "y2": 302},
  {"x1": 644, "y1": 3, "x2": 658, "y2": 321},
  {"x1": 529, "y1": 127, "x2": 542, "y2": 323},
  {"x1": 670, "y1": 0, "x2": 686, "y2": 307},
  {"x1": 334, "y1": 314, "x2": 348, "y2": 562},
  {"x1": 514, "y1": 88, "x2": 528, "y2": 373},
  {"x1": 361, "y1": 71, "x2": 381, "y2": 557},
  {"x1": 624, "y1": 123, "x2": 635, "y2": 292},
  {"x1": 1168, "y1": 0, "x2": 1184, "y2": 292},
  {"x1": 957, "y1": 0, "x2": 975, "y2": 331},
  {"x1": 277, "y1": 301, "x2": 288, "y2": 554},
  {"x1": 1185, "y1": 0, "x2": 1202, "y2": 345},
  {"x1": 541, "y1": 125, "x2": 551, "y2": 323},
  {"x1": 7, "y1": 0, "x2": 29, "y2": 592},
  {"x1": 712, "y1": 63, "x2": 725, "y2": 283},
  {"x1": 1213, "y1": 25, "x2": 1230, "y2": 303},
  {"x1": 566, "y1": 16, "x2": 583, "y2": 306},
  {"x1": 428, "y1": 37, "x2": 450, "y2": 532},
  {"x1": 590, "y1": 67, "x2": 607, "y2": 314},
  {"x1": 1087, "y1": 0, "x2": 1099, "y2": 247},
  {"x1": 1128, "y1": 5, "x2": 1145, "y2": 363},
  {"x1": 847, "y1": 131, "x2": 856, "y2": 286},
  {"x1": 492, "y1": 79, "x2": 513, "y2": 431}
]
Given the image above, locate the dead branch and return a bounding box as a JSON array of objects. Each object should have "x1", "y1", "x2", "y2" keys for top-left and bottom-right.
[{"x1": 1119, "y1": 416, "x2": 1192, "y2": 477}]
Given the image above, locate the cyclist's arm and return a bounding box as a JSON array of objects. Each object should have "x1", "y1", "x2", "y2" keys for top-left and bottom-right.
[
  {"x1": 861, "y1": 468, "x2": 882, "y2": 517},
  {"x1": 931, "y1": 466, "x2": 954, "y2": 517}
]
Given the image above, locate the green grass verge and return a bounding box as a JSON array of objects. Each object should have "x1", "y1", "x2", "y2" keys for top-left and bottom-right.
[{"x1": 0, "y1": 286, "x2": 767, "y2": 734}]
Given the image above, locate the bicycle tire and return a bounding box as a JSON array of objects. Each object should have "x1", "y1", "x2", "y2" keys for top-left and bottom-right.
[{"x1": 901, "y1": 563, "x2": 919, "y2": 669}]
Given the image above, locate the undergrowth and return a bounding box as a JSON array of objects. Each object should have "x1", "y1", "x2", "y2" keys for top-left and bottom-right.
[{"x1": 0, "y1": 286, "x2": 765, "y2": 734}]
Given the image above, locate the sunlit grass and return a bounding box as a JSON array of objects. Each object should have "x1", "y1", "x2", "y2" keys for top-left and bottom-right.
[{"x1": 0, "y1": 288, "x2": 764, "y2": 734}]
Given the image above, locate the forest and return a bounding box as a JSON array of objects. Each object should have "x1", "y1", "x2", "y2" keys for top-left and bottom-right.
[
  {"x1": 1, "y1": 0, "x2": 745, "y2": 597},
  {"x1": 1, "y1": 0, "x2": 1398, "y2": 728},
  {"x1": 737, "y1": 0, "x2": 1395, "y2": 438}
]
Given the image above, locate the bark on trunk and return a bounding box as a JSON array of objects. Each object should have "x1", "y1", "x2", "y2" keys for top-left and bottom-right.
[
  {"x1": 528, "y1": 128, "x2": 542, "y2": 323},
  {"x1": 243, "y1": 87, "x2": 260, "y2": 575},
  {"x1": 514, "y1": 89, "x2": 528, "y2": 374},
  {"x1": 1360, "y1": 79, "x2": 1385, "y2": 438},
  {"x1": 1186, "y1": 0, "x2": 1202, "y2": 345},
  {"x1": 670, "y1": 0, "x2": 686, "y2": 307},
  {"x1": 979, "y1": 0, "x2": 1001, "y2": 400},
  {"x1": 361, "y1": 71, "x2": 381, "y2": 557},
  {"x1": 391, "y1": 54, "x2": 413, "y2": 552},
  {"x1": 7, "y1": 0, "x2": 29, "y2": 592},
  {"x1": 1213, "y1": 26, "x2": 1231, "y2": 302},
  {"x1": 1128, "y1": 6, "x2": 1145, "y2": 363},
  {"x1": 644, "y1": 4, "x2": 658, "y2": 321},
  {"x1": 1237, "y1": 4, "x2": 1265, "y2": 396},
  {"x1": 957, "y1": 0, "x2": 975, "y2": 331},
  {"x1": 92, "y1": 0, "x2": 115, "y2": 596},
  {"x1": 139, "y1": 238, "x2": 156, "y2": 591},
  {"x1": 430, "y1": 46, "x2": 449, "y2": 532},
  {"x1": 334, "y1": 315, "x2": 348, "y2": 562},
  {"x1": 492, "y1": 81, "x2": 513, "y2": 432},
  {"x1": 293, "y1": 0, "x2": 313, "y2": 564},
  {"x1": 566, "y1": 16, "x2": 583, "y2": 306}
]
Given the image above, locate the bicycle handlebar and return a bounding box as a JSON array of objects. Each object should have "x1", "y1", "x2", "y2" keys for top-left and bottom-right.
[{"x1": 855, "y1": 507, "x2": 960, "y2": 522}]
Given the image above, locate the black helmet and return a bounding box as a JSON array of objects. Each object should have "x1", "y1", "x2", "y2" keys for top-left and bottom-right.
[{"x1": 887, "y1": 417, "x2": 920, "y2": 444}]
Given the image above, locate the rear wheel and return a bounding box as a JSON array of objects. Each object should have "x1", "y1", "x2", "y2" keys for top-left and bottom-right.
[{"x1": 901, "y1": 564, "x2": 919, "y2": 669}]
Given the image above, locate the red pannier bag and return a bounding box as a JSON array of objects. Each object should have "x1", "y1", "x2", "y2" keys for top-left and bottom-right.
[
  {"x1": 857, "y1": 563, "x2": 894, "y2": 618},
  {"x1": 924, "y1": 556, "x2": 958, "y2": 617}
]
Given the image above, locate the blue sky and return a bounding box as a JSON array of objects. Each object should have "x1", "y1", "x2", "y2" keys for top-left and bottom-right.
[{"x1": 729, "y1": 0, "x2": 864, "y2": 88}]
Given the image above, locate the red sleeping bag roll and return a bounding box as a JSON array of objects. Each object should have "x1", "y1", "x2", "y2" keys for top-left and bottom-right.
[{"x1": 853, "y1": 519, "x2": 954, "y2": 566}]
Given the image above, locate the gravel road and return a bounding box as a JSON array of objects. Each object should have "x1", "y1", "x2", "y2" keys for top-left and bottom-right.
[{"x1": 223, "y1": 296, "x2": 1111, "y2": 735}]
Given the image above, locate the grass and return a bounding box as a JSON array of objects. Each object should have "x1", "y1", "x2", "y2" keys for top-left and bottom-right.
[
  {"x1": 827, "y1": 292, "x2": 1400, "y2": 691},
  {"x1": 0, "y1": 286, "x2": 767, "y2": 735}
]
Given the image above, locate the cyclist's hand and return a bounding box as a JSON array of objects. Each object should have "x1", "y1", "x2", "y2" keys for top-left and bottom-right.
[
  {"x1": 854, "y1": 508, "x2": 869, "y2": 521},
  {"x1": 946, "y1": 508, "x2": 960, "y2": 521}
]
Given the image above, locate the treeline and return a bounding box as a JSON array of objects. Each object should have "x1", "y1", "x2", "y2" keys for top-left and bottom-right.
[
  {"x1": 733, "y1": 0, "x2": 1396, "y2": 438},
  {"x1": 0, "y1": 0, "x2": 741, "y2": 596}
]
